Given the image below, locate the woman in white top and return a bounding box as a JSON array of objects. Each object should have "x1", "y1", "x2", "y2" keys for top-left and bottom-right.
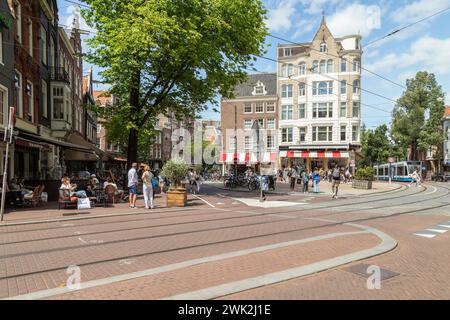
[{"x1": 142, "y1": 165, "x2": 154, "y2": 209}]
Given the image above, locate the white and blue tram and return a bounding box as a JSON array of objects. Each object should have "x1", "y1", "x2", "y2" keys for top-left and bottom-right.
[{"x1": 373, "y1": 161, "x2": 422, "y2": 182}]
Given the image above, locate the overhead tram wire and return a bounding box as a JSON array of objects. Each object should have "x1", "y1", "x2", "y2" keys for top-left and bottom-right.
[
  {"x1": 253, "y1": 54, "x2": 397, "y2": 109},
  {"x1": 363, "y1": 5, "x2": 450, "y2": 48},
  {"x1": 59, "y1": 0, "x2": 92, "y2": 9},
  {"x1": 267, "y1": 33, "x2": 406, "y2": 90}
]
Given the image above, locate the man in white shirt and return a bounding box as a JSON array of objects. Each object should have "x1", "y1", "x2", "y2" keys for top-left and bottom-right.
[{"x1": 128, "y1": 163, "x2": 139, "y2": 208}]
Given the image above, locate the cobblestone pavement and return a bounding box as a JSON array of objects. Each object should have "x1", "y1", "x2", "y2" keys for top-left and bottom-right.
[{"x1": 1, "y1": 182, "x2": 449, "y2": 299}]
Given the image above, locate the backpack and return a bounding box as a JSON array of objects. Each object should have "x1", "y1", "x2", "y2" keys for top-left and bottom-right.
[
  {"x1": 333, "y1": 169, "x2": 340, "y2": 179},
  {"x1": 151, "y1": 177, "x2": 159, "y2": 188}
]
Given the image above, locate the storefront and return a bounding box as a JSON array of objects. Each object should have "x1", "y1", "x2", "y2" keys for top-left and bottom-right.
[
  {"x1": 219, "y1": 152, "x2": 278, "y2": 175},
  {"x1": 279, "y1": 151, "x2": 351, "y2": 172},
  {"x1": 65, "y1": 133, "x2": 104, "y2": 174}
]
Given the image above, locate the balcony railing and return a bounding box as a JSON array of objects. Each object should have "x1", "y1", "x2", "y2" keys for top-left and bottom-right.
[{"x1": 50, "y1": 67, "x2": 70, "y2": 84}]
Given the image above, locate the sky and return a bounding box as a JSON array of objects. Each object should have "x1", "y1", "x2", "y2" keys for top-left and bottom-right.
[{"x1": 56, "y1": 0, "x2": 450, "y2": 128}]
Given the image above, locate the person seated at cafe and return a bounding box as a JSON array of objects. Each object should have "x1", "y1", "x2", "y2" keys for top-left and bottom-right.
[
  {"x1": 8, "y1": 178, "x2": 24, "y2": 206},
  {"x1": 60, "y1": 177, "x2": 88, "y2": 198},
  {"x1": 103, "y1": 177, "x2": 125, "y2": 201}
]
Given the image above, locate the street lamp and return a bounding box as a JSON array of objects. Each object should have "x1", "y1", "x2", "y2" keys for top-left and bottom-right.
[{"x1": 251, "y1": 120, "x2": 264, "y2": 202}]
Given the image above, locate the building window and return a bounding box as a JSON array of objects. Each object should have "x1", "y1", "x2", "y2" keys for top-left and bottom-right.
[
  {"x1": 282, "y1": 128, "x2": 293, "y2": 143},
  {"x1": 340, "y1": 102, "x2": 347, "y2": 117},
  {"x1": 281, "y1": 105, "x2": 293, "y2": 120},
  {"x1": 257, "y1": 118, "x2": 264, "y2": 128},
  {"x1": 244, "y1": 119, "x2": 252, "y2": 129},
  {"x1": 229, "y1": 136, "x2": 236, "y2": 150},
  {"x1": 312, "y1": 60, "x2": 318, "y2": 73},
  {"x1": 255, "y1": 85, "x2": 264, "y2": 95},
  {"x1": 0, "y1": 88, "x2": 5, "y2": 125},
  {"x1": 299, "y1": 103, "x2": 306, "y2": 119},
  {"x1": 267, "y1": 135, "x2": 275, "y2": 149},
  {"x1": 353, "y1": 102, "x2": 360, "y2": 117},
  {"x1": 313, "y1": 81, "x2": 333, "y2": 96},
  {"x1": 244, "y1": 136, "x2": 253, "y2": 150},
  {"x1": 353, "y1": 58, "x2": 360, "y2": 72},
  {"x1": 244, "y1": 103, "x2": 252, "y2": 113},
  {"x1": 266, "y1": 102, "x2": 275, "y2": 112},
  {"x1": 352, "y1": 125, "x2": 359, "y2": 141},
  {"x1": 281, "y1": 84, "x2": 293, "y2": 98},
  {"x1": 284, "y1": 48, "x2": 292, "y2": 56},
  {"x1": 41, "y1": 26, "x2": 47, "y2": 65},
  {"x1": 341, "y1": 80, "x2": 347, "y2": 94},
  {"x1": 299, "y1": 127, "x2": 306, "y2": 142},
  {"x1": 41, "y1": 80, "x2": 47, "y2": 118},
  {"x1": 341, "y1": 59, "x2": 347, "y2": 72},
  {"x1": 52, "y1": 87, "x2": 64, "y2": 119},
  {"x1": 320, "y1": 42, "x2": 327, "y2": 53},
  {"x1": 0, "y1": 32, "x2": 3, "y2": 64},
  {"x1": 13, "y1": 1, "x2": 22, "y2": 43},
  {"x1": 14, "y1": 71, "x2": 23, "y2": 118},
  {"x1": 353, "y1": 80, "x2": 360, "y2": 94},
  {"x1": 288, "y1": 64, "x2": 294, "y2": 76},
  {"x1": 299, "y1": 62, "x2": 306, "y2": 75},
  {"x1": 313, "y1": 102, "x2": 333, "y2": 118},
  {"x1": 267, "y1": 118, "x2": 275, "y2": 129},
  {"x1": 340, "y1": 126, "x2": 346, "y2": 141},
  {"x1": 255, "y1": 102, "x2": 264, "y2": 113},
  {"x1": 28, "y1": 20, "x2": 32, "y2": 56},
  {"x1": 312, "y1": 126, "x2": 333, "y2": 142},
  {"x1": 26, "y1": 82, "x2": 33, "y2": 122},
  {"x1": 299, "y1": 82, "x2": 306, "y2": 96},
  {"x1": 319, "y1": 60, "x2": 326, "y2": 73},
  {"x1": 50, "y1": 38, "x2": 55, "y2": 67},
  {"x1": 327, "y1": 59, "x2": 333, "y2": 73},
  {"x1": 281, "y1": 64, "x2": 287, "y2": 77}
]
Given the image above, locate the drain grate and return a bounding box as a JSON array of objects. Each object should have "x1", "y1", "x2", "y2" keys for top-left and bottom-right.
[{"x1": 344, "y1": 263, "x2": 400, "y2": 280}]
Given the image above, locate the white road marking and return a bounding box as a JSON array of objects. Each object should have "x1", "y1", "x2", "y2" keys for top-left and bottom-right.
[
  {"x1": 437, "y1": 224, "x2": 450, "y2": 229},
  {"x1": 61, "y1": 223, "x2": 75, "y2": 227},
  {"x1": 78, "y1": 237, "x2": 88, "y2": 244},
  {"x1": 232, "y1": 202, "x2": 240, "y2": 205},
  {"x1": 74, "y1": 231, "x2": 86, "y2": 235},
  {"x1": 414, "y1": 233, "x2": 437, "y2": 238},
  {"x1": 234, "y1": 198, "x2": 306, "y2": 208},
  {"x1": 424, "y1": 186, "x2": 438, "y2": 195},
  {"x1": 119, "y1": 259, "x2": 136, "y2": 266},
  {"x1": 191, "y1": 195, "x2": 215, "y2": 208},
  {"x1": 426, "y1": 229, "x2": 448, "y2": 234},
  {"x1": 216, "y1": 202, "x2": 225, "y2": 205}
]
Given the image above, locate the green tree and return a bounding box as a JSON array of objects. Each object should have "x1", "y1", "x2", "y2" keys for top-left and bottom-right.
[
  {"x1": 392, "y1": 71, "x2": 445, "y2": 162},
  {"x1": 81, "y1": 0, "x2": 268, "y2": 167}
]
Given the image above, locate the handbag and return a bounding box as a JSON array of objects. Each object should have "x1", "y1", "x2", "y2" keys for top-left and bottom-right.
[
  {"x1": 77, "y1": 197, "x2": 91, "y2": 210},
  {"x1": 151, "y1": 178, "x2": 159, "y2": 189}
]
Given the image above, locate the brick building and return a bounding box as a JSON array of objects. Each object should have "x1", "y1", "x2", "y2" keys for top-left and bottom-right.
[{"x1": 220, "y1": 73, "x2": 279, "y2": 174}]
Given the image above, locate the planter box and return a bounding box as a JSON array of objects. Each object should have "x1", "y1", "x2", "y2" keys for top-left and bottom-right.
[
  {"x1": 167, "y1": 188, "x2": 187, "y2": 207},
  {"x1": 352, "y1": 180, "x2": 373, "y2": 190}
]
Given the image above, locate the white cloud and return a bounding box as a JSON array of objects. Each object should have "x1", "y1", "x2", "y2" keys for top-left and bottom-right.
[
  {"x1": 299, "y1": 0, "x2": 341, "y2": 15},
  {"x1": 391, "y1": 0, "x2": 450, "y2": 24},
  {"x1": 327, "y1": 3, "x2": 383, "y2": 38},
  {"x1": 365, "y1": 36, "x2": 450, "y2": 78},
  {"x1": 266, "y1": 0, "x2": 296, "y2": 32},
  {"x1": 292, "y1": 19, "x2": 315, "y2": 39}
]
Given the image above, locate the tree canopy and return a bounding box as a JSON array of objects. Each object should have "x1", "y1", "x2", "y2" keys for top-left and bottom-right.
[{"x1": 81, "y1": 0, "x2": 268, "y2": 166}]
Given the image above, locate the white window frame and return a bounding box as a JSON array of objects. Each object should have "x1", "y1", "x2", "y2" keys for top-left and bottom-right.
[
  {"x1": 299, "y1": 62, "x2": 306, "y2": 75},
  {"x1": 26, "y1": 81, "x2": 33, "y2": 123},
  {"x1": 327, "y1": 59, "x2": 333, "y2": 73},
  {"x1": 229, "y1": 136, "x2": 236, "y2": 150},
  {"x1": 52, "y1": 86, "x2": 64, "y2": 120},
  {"x1": 353, "y1": 102, "x2": 360, "y2": 118},
  {"x1": 312, "y1": 102, "x2": 333, "y2": 119},
  {"x1": 320, "y1": 42, "x2": 327, "y2": 53},
  {"x1": 341, "y1": 59, "x2": 347, "y2": 72},
  {"x1": 0, "y1": 32, "x2": 3, "y2": 64},
  {"x1": 352, "y1": 125, "x2": 359, "y2": 141},
  {"x1": 340, "y1": 126, "x2": 347, "y2": 141},
  {"x1": 266, "y1": 102, "x2": 275, "y2": 113},
  {"x1": 281, "y1": 105, "x2": 293, "y2": 120},
  {"x1": 244, "y1": 136, "x2": 253, "y2": 150},
  {"x1": 267, "y1": 118, "x2": 275, "y2": 129},
  {"x1": 299, "y1": 103, "x2": 306, "y2": 119},
  {"x1": 244, "y1": 103, "x2": 252, "y2": 114},
  {"x1": 281, "y1": 84, "x2": 293, "y2": 98},
  {"x1": 284, "y1": 48, "x2": 292, "y2": 56},
  {"x1": 255, "y1": 102, "x2": 264, "y2": 113},
  {"x1": 14, "y1": 70, "x2": 23, "y2": 118},
  {"x1": 244, "y1": 119, "x2": 252, "y2": 129},
  {"x1": 312, "y1": 126, "x2": 333, "y2": 142},
  {"x1": 341, "y1": 80, "x2": 347, "y2": 94},
  {"x1": 0, "y1": 86, "x2": 7, "y2": 126},
  {"x1": 340, "y1": 102, "x2": 347, "y2": 118},
  {"x1": 41, "y1": 80, "x2": 47, "y2": 118},
  {"x1": 299, "y1": 82, "x2": 306, "y2": 96},
  {"x1": 353, "y1": 80, "x2": 360, "y2": 94},
  {"x1": 281, "y1": 128, "x2": 293, "y2": 143},
  {"x1": 299, "y1": 127, "x2": 306, "y2": 143},
  {"x1": 41, "y1": 25, "x2": 47, "y2": 65},
  {"x1": 266, "y1": 135, "x2": 275, "y2": 149}
]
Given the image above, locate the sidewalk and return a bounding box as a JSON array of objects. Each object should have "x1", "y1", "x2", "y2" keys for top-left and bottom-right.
[{"x1": 209, "y1": 181, "x2": 403, "y2": 197}]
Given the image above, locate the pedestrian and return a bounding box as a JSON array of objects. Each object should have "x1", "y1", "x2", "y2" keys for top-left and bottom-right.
[
  {"x1": 331, "y1": 165, "x2": 341, "y2": 199},
  {"x1": 410, "y1": 169, "x2": 421, "y2": 187},
  {"x1": 142, "y1": 165, "x2": 154, "y2": 209},
  {"x1": 128, "y1": 162, "x2": 139, "y2": 208},
  {"x1": 260, "y1": 175, "x2": 268, "y2": 201},
  {"x1": 283, "y1": 167, "x2": 289, "y2": 183},
  {"x1": 289, "y1": 166, "x2": 298, "y2": 191},
  {"x1": 188, "y1": 168, "x2": 197, "y2": 194},
  {"x1": 313, "y1": 169, "x2": 321, "y2": 193},
  {"x1": 301, "y1": 171, "x2": 309, "y2": 193}
]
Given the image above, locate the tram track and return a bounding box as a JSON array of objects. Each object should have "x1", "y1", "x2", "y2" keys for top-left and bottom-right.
[{"x1": 1, "y1": 184, "x2": 449, "y2": 283}]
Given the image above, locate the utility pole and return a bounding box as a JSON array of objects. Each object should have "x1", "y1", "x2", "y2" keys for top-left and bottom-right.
[
  {"x1": 234, "y1": 105, "x2": 237, "y2": 176},
  {"x1": 1, "y1": 107, "x2": 15, "y2": 222}
]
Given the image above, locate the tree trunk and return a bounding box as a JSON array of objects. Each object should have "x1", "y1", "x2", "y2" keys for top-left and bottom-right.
[{"x1": 127, "y1": 71, "x2": 141, "y2": 169}]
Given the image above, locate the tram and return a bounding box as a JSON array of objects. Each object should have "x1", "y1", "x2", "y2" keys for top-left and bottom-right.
[{"x1": 373, "y1": 161, "x2": 422, "y2": 182}]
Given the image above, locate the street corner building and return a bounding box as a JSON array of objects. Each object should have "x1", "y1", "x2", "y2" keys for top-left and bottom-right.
[
  {"x1": 277, "y1": 18, "x2": 361, "y2": 172},
  {"x1": 219, "y1": 18, "x2": 362, "y2": 174},
  {"x1": 220, "y1": 72, "x2": 279, "y2": 175}
]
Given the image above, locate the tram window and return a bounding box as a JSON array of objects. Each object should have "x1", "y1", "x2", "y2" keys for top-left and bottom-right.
[{"x1": 397, "y1": 166, "x2": 405, "y2": 176}]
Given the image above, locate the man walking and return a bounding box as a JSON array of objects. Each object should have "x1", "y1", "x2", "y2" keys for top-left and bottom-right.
[
  {"x1": 289, "y1": 166, "x2": 298, "y2": 191},
  {"x1": 128, "y1": 163, "x2": 139, "y2": 208},
  {"x1": 301, "y1": 171, "x2": 309, "y2": 193},
  {"x1": 331, "y1": 165, "x2": 341, "y2": 199}
]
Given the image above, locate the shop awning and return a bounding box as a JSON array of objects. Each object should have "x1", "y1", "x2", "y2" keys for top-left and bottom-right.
[
  {"x1": 219, "y1": 152, "x2": 278, "y2": 164},
  {"x1": 17, "y1": 131, "x2": 91, "y2": 152},
  {"x1": 279, "y1": 151, "x2": 349, "y2": 158}
]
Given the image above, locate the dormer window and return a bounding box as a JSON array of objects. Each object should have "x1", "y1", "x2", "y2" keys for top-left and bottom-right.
[
  {"x1": 252, "y1": 81, "x2": 267, "y2": 95},
  {"x1": 284, "y1": 48, "x2": 292, "y2": 56},
  {"x1": 320, "y1": 42, "x2": 327, "y2": 53}
]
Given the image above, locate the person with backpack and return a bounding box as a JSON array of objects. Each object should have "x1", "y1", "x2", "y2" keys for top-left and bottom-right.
[
  {"x1": 331, "y1": 165, "x2": 341, "y2": 199},
  {"x1": 301, "y1": 171, "x2": 309, "y2": 193},
  {"x1": 313, "y1": 169, "x2": 321, "y2": 193}
]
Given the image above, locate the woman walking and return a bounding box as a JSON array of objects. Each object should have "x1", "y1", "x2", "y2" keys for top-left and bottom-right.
[
  {"x1": 313, "y1": 169, "x2": 321, "y2": 193},
  {"x1": 142, "y1": 165, "x2": 154, "y2": 209}
]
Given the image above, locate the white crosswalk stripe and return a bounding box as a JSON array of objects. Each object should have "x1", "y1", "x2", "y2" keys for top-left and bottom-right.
[
  {"x1": 414, "y1": 233, "x2": 437, "y2": 238},
  {"x1": 426, "y1": 228, "x2": 448, "y2": 234}
]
